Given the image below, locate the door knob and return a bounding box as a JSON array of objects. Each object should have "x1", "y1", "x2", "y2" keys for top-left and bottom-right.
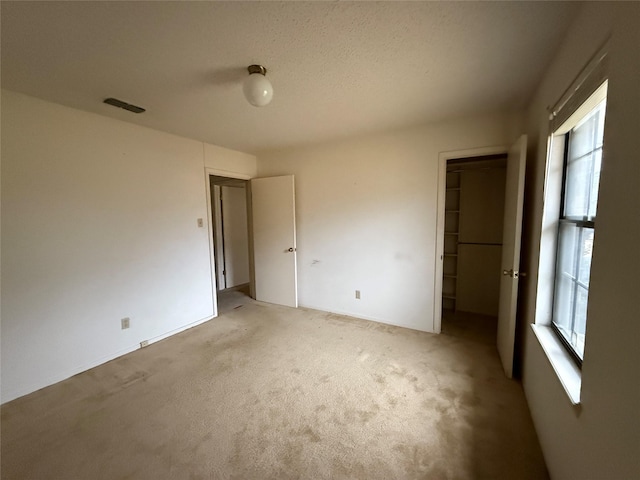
[
  {"x1": 288, "y1": 247, "x2": 295, "y2": 252},
  {"x1": 503, "y1": 269, "x2": 519, "y2": 278}
]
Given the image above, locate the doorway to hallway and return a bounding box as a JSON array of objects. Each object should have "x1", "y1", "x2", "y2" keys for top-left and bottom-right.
[
  {"x1": 205, "y1": 171, "x2": 299, "y2": 317},
  {"x1": 209, "y1": 175, "x2": 252, "y2": 312}
]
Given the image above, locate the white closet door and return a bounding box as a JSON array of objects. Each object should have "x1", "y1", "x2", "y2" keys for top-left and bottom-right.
[{"x1": 497, "y1": 135, "x2": 527, "y2": 378}]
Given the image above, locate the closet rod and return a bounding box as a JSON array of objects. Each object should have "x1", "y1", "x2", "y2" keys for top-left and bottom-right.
[
  {"x1": 457, "y1": 242, "x2": 502, "y2": 246},
  {"x1": 447, "y1": 166, "x2": 506, "y2": 173}
]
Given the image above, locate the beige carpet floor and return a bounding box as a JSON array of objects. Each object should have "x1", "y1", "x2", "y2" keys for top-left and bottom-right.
[{"x1": 1, "y1": 294, "x2": 547, "y2": 479}]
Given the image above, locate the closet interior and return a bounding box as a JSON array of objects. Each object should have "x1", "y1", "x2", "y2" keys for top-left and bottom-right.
[{"x1": 442, "y1": 155, "x2": 508, "y2": 317}]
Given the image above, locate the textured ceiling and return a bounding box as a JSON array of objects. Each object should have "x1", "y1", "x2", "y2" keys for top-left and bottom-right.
[{"x1": 1, "y1": 1, "x2": 580, "y2": 154}]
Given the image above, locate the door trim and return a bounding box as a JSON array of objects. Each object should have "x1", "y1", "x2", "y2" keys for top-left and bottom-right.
[{"x1": 433, "y1": 145, "x2": 508, "y2": 333}]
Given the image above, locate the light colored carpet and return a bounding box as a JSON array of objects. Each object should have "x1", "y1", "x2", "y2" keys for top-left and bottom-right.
[{"x1": 1, "y1": 295, "x2": 547, "y2": 479}]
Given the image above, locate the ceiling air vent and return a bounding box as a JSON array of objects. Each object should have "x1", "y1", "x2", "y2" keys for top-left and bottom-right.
[{"x1": 103, "y1": 97, "x2": 146, "y2": 114}]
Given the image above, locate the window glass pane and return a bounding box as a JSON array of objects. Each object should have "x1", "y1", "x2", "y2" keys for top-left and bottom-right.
[
  {"x1": 595, "y1": 100, "x2": 606, "y2": 149},
  {"x1": 553, "y1": 223, "x2": 594, "y2": 361},
  {"x1": 556, "y1": 222, "x2": 578, "y2": 280},
  {"x1": 573, "y1": 286, "x2": 588, "y2": 358},
  {"x1": 589, "y1": 149, "x2": 602, "y2": 218},
  {"x1": 578, "y1": 228, "x2": 594, "y2": 286},
  {"x1": 564, "y1": 100, "x2": 606, "y2": 220},
  {"x1": 553, "y1": 273, "x2": 574, "y2": 337},
  {"x1": 569, "y1": 108, "x2": 599, "y2": 159},
  {"x1": 553, "y1": 223, "x2": 578, "y2": 334},
  {"x1": 564, "y1": 152, "x2": 592, "y2": 218}
]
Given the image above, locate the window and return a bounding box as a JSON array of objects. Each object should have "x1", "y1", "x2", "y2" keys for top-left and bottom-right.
[
  {"x1": 551, "y1": 90, "x2": 607, "y2": 365},
  {"x1": 532, "y1": 47, "x2": 608, "y2": 403}
]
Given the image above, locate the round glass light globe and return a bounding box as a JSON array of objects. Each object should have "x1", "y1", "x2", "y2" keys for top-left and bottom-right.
[{"x1": 243, "y1": 73, "x2": 273, "y2": 107}]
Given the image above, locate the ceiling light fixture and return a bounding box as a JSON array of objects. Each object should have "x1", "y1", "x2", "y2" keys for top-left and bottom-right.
[{"x1": 243, "y1": 65, "x2": 273, "y2": 107}]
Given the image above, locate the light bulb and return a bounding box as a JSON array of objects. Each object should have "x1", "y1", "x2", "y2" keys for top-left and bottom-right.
[{"x1": 243, "y1": 66, "x2": 273, "y2": 107}]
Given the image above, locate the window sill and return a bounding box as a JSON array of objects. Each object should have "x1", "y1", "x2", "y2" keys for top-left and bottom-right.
[{"x1": 531, "y1": 324, "x2": 582, "y2": 405}]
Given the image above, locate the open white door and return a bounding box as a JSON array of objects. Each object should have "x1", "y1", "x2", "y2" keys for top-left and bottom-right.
[
  {"x1": 497, "y1": 135, "x2": 527, "y2": 378},
  {"x1": 250, "y1": 175, "x2": 298, "y2": 307}
]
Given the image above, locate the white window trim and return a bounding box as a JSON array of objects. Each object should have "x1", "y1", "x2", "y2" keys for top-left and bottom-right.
[
  {"x1": 555, "y1": 82, "x2": 608, "y2": 135},
  {"x1": 532, "y1": 81, "x2": 608, "y2": 406},
  {"x1": 531, "y1": 324, "x2": 582, "y2": 404}
]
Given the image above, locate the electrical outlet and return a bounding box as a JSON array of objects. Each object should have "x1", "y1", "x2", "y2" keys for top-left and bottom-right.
[
  {"x1": 121, "y1": 317, "x2": 130, "y2": 329},
  {"x1": 140, "y1": 340, "x2": 149, "y2": 348},
  {"x1": 197, "y1": 218, "x2": 204, "y2": 228},
  {"x1": 355, "y1": 290, "x2": 361, "y2": 299}
]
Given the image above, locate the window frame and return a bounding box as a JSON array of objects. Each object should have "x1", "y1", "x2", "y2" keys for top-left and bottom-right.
[
  {"x1": 549, "y1": 90, "x2": 607, "y2": 368},
  {"x1": 532, "y1": 45, "x2": 608, "y2": 405}
]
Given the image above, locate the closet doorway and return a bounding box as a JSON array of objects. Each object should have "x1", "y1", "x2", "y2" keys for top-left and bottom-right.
[
  {"x1": 439, "y1": 152, "x2": 508, "y2": 343},
  {"x1": 434, "y1": 136, "x2": 527, "y2": 378},
  {"x1": 443, "y1": 155, "x2": 507, "y2": 315}
]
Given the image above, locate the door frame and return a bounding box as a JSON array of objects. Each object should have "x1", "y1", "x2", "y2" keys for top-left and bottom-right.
[
  {"x1": 205, "y1": 168, "x2": 253, "y2": 318},
  {"x1": 433, "y1": 145, "x2": 508, "y2": 333}
]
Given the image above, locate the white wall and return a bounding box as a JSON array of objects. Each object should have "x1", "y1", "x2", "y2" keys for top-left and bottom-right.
[
  {"x1": 1, "y1": 90, "x2": 256, "y2": 403},
  {"x1": 204, "y1": 143, "x2": 257, "y2": 178},
  {"x1": 257, "y1": 113, "x2": 523, "y2": 332},
  {"x1": 221, "y1": 185, "x2": 250, "y2": 288},
  {"x1": 456, "y1": 167, "x2": 506, "y2": 316},
  {"x1": 521, "y1": 3, "x2": 640, "y2": 479}
]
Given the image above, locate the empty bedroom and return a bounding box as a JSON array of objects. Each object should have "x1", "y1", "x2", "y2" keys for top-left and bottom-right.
[{"x1": 1, "y1": 2, "x2": 638, "y2": 479}]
